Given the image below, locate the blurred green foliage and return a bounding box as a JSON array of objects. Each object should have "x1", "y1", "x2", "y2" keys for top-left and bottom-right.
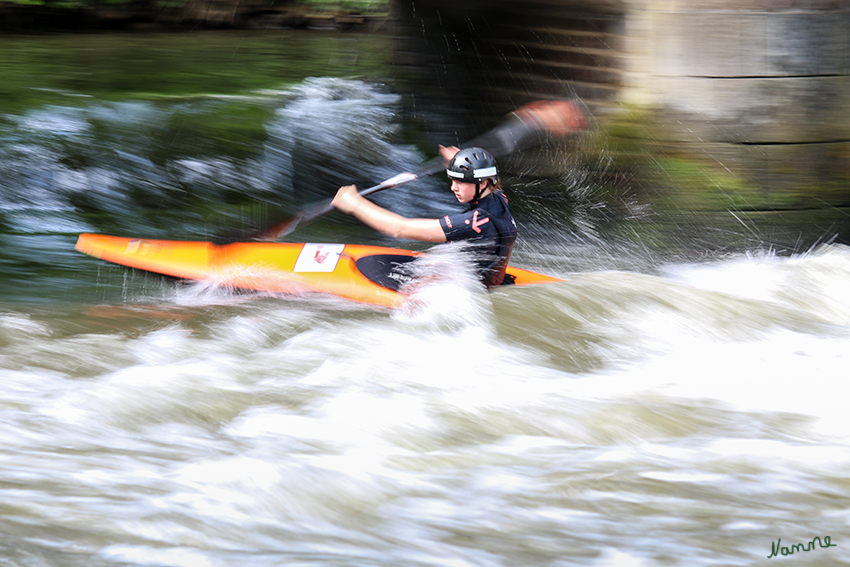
[
  {"x1": 0, "y1": 31, "x2": 390, "y2": 112},
  {"x1": 2, "y1": 0, "x2": 388, "y2": 10},
  {"x1": 295, "y1": 0, "x2": 388, "y2": 12}
]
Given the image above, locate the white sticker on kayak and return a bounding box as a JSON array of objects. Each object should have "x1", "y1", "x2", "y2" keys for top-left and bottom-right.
[{"x1": 294, "y1": 243, "x2": 345, "y2": 273}]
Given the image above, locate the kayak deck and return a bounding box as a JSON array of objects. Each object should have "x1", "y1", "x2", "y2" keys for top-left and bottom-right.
[{"x1": 75, "y1": 233, "x2": 564, "y2": 308}]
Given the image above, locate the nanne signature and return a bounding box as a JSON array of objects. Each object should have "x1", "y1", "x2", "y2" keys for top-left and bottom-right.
[{"x1": 768, "y1": 535, "x2": 836, "y2": 558}]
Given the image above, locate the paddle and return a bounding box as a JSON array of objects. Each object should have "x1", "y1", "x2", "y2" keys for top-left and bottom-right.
[{"x1": 231, "y1": 99, "x2": 587, "y2": 243}]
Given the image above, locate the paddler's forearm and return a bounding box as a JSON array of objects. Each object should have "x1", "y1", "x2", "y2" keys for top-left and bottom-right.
[
  {"x1": 333, "y1": 185, "x2": 445, "y2": 242},
  {"x1": 347, "y1": 196, "x2": 408, "y2": 238},
  {"x1": 348, "y1": 197, "x2": 445, "y2": 242}
]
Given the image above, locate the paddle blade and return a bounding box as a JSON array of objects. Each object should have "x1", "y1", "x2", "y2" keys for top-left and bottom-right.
[
  {"x1": 461, "y1": 99, "x2": 588, "y2": 159},
  {"x1": 513, "y1": 100, "x2": 588, "y2": 136}
]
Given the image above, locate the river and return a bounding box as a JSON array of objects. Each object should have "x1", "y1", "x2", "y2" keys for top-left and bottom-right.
[{"x1": 1, "y1": 30, "x2": 849, "y2": 566}]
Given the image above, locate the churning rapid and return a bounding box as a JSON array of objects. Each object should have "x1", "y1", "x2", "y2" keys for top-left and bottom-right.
[{"x1": 2, "y1": 35, "x2": 850, "y2": 567}]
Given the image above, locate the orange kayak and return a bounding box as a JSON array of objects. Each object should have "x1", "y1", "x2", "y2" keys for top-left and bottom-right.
[{"x1": 75, "y1": 233, "x2": 565, "y2": 308}]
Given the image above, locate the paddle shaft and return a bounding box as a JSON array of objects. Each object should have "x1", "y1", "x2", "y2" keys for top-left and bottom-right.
[
  {"x1": 243, "y1": 100, "x2": 586, "y2": 242},
  {"x1": 252, "y1": 163, "x2": 439, "y2": 242}
]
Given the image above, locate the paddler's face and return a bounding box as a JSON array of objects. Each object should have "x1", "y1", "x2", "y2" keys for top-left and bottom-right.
[{"x1": 450, "y1": 179, "x2": 486, "y2": 203}]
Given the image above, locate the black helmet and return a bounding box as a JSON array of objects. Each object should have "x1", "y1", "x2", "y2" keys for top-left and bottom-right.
[{"x1": 446, "y1": 147, "x2": 499, "y2": 184}]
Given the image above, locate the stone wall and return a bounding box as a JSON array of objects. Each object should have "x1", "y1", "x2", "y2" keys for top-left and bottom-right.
[{"x1": 391, "y1": 0, "x2": 626, "y2": 120}]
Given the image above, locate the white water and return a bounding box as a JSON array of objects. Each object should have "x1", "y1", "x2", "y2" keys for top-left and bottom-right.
[{"x1": 2, "y1": 245, "x2": 849, "y2": 566}]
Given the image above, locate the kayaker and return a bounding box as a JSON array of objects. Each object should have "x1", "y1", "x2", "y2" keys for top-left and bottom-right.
[{"x1": 332, "y1": 146, "x2": 517, "y2": 288}]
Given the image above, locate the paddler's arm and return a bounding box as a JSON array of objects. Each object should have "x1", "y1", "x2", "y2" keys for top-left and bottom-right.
[{"x1": 332, "y1": 185, "x2": 446, "y2": 242}]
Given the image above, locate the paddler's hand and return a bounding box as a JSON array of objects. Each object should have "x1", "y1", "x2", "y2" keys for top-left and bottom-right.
[
  {"x1": 332, "y1": 185, "x2": 362, "y2": 215},
  {"x1": 439, "y1": 145, "x2": 460, "y2": 165}
]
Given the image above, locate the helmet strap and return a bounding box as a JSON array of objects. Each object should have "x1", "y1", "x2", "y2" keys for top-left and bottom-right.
[{"x1": 472, "y1": 179, "x2": 487, "y2": 202}]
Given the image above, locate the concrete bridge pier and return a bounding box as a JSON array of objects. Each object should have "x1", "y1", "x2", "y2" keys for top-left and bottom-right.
[{"x1": 391, "y1": 0, "x2": 850, "y2": 220}]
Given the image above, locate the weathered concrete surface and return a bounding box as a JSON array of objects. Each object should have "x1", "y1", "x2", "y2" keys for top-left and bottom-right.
[
  {"x1": 624, "y1": 6, "x2": 850, "y2": 133},
  {"x1": 619, "y1": 1, "x2": 850, "y2": 211},
  {"x1": 646, "y1": 76, "x2": 850, "y2": 143}
]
